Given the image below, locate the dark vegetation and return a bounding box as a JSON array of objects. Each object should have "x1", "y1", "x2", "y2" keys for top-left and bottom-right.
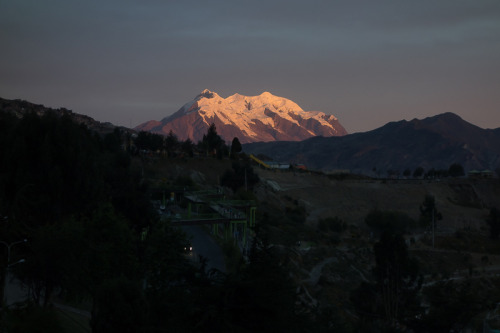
[
  {"x1": 365, "y1": 209, "x2": 417, "y2": 235},
  {"x1": 350, "y1": 232, "x2": 422, "y2": 330},
  {"x1": 0, "y1": 113, "x2": 306, "y2": 332},
  {"x1": 488, "y1": 207, "x2": 500, "y2": 240},
  {"x1": 220, "y1": 160, "x2": 259, "y2": 192}
]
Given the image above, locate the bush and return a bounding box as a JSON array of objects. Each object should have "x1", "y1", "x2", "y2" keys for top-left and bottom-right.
[
  {"x1": 449, "y1": 163, "x2": 465, "y2": 177},
  {"x1": 173, "y1": 175, "x2": 195, "y2": 188},
  {"x1": 220, "y1": 161, "x2": 259, "y2": 192},
  {"x1": 365, "y1": 209, "x2": 415, "y2": 234},
  {"x1": 317, "y1": 216, "x2": 346, "y2": 233},
  {"x1": 285, "y1": 205, "x2": 307, "y2": 225}
]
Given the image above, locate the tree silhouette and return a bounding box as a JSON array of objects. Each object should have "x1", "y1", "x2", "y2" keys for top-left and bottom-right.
[
  {"x1": 181, "y1": 138, "x2": 194, "y2": 157},
  {"x1": 165, "y1": 130, "x2": 179, "y2": 156},
  {"x1": 351, "y1": 231, "x2": 422, "y2": 329},
  {"x1": 413, "y1": 166, "x2": 424, "y2": 178},
  {"x1": 230, "y1": 137, "x2": 242, "y2": 159},
  {"x1": 420, "y1": 194, "x2": 442, "y2": 248},
  {"x1": 448, "y1": 163, "x2": 465, "y2": 177},
  {"x1": 419, "y1": 195, "x2": 442, "y2": 229},
  {"x1": 135, "y1": 131, "x2": 164, "y2": 152},
  {"x1": 487, "y1": 207, "x2": 500, "y2": 239},
  {"x1": 403, "y1": 168, "x2": 411, "y2": 178},
  {"x1": 220, "y1": 161, "x2": 259, "y2": 192},
  {"x1": 202, "y1": 123, "x2": 224, "y2": 155},
  {"x1": 373, "y1": 232, "x2": 421, "y2": 325}
]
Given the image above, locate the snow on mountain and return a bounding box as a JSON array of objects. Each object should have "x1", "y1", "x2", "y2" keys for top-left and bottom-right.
[{"x1": 136, "y1": 89, "x2": 347, "y2": 143}]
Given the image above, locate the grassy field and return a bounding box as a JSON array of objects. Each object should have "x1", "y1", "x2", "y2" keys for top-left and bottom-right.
[{"x1": 254, "y1": 167, "x2": 497, "y2": 231}]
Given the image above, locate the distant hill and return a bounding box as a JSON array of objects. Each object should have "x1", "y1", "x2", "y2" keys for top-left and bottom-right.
[
  {"x1": 0, "y1": 97, "x2": 124, "y2": 135},
  {"x1": 135, "y1": 89, "x2": 347, "y2": 144},
  {"x1": 243, "y1": 113, "x2": 500, "y2": 175}
]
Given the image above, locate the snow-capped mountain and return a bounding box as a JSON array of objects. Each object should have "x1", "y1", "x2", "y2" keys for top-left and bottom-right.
[{"x1": 135, "y1": 89, "x2": 347, "y2": 143}]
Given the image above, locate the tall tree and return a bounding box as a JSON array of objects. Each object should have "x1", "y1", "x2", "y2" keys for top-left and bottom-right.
[
  {"x1": 448, "y1": 163, "x2": 465, "y2": 177},
  {"x1": 202, "y1": 123, "x2": 224, "y2": 155},
  {"x1": 220, "y1": 161, "x2": 259, "y2": 192},
  {"x1": 353, "y1": 212, "x2": 422, "y2": 329},
  {"x1": 230, "y1": 137, "x2": 242, "y2": 159},
  {"x1": 413, "y1": 166, "x2": 424, "y2": 178},
  {"x1": 420, "y1": 194, "x2": 442, "y2": 248},
  {"x1": 181, "y1": 138, "x2": 194, "y2": 157},
  {"x1": 372, "y1": 232, "x2": 421, "y2": 326},
  {"x1": 165, "y1": 130, "x2": 179, "y2": 156},
  {"x1": 419, "y1": 195, "x2": 442, "y2": 229}
]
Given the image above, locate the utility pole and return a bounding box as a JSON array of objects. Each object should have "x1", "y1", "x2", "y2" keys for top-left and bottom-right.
[
  {"x1": 432, "y1": 208, "x2": 435, "y2": 249},
  {"x1": 245, "y1": 168, "x2": 247, "y2": 191}
]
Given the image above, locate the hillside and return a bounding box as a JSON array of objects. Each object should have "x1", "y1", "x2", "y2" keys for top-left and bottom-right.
[
  {"x1": 254, "y1": 168, "x2": 498, "y2": 230},
  {"x1": 142, "y1": 157, "x2": 499, "y2": 232}
]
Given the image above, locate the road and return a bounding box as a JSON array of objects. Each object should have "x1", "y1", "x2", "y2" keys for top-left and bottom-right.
[{"x1": 181, "y1": 225, "x2": 226, "y2": 273}]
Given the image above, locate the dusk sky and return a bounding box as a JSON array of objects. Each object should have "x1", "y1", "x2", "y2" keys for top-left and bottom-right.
[{"x1": 1, "y1": 1, "x2": 499, "y2": 133}]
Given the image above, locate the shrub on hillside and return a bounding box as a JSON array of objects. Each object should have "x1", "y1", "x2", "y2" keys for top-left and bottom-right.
[
  {"x1": 365, "y1": 209, "x2": 416, "y2": 235},
  {"x1": 318, "y1": 216, "x2": 346, "y2": 233}
]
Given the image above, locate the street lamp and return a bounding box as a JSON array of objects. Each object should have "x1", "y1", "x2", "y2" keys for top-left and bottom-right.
[
  {"x1": 0, "y1": 239, "x2": 27, "y2": 264},
  {"x1": 8, "y1": 259, "x2": 25, "y2": 268}
]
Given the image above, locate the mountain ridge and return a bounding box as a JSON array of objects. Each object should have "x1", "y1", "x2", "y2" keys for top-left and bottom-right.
[{"x1": 243, "y1": 112, "x2": 500, "y2": 175}]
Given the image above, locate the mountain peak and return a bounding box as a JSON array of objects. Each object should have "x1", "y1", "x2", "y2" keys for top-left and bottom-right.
[{"x1": 197, "y1": 89, "x2": 218, "y2": 99}]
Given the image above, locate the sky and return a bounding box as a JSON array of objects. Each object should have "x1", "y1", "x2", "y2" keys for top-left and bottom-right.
[{"x1": 1, "y1": 0, "x2": 500, "y2": 133}]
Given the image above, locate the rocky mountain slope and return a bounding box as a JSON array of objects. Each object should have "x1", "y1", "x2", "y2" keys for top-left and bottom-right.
[
  {"x1": 135, "y1": 89, "x2": 347, "y2": 144},
  {"x1": 243, "y1": 112, "x2": 500, "y2": 174}
]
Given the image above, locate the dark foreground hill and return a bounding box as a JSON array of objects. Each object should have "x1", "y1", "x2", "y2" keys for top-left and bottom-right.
[
  {"x1": 0, "y1": 97, "x2": 124, "y2": 135},
  {"x1": 243, "y1": 112, "x2": 500, "y2": 175}
]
